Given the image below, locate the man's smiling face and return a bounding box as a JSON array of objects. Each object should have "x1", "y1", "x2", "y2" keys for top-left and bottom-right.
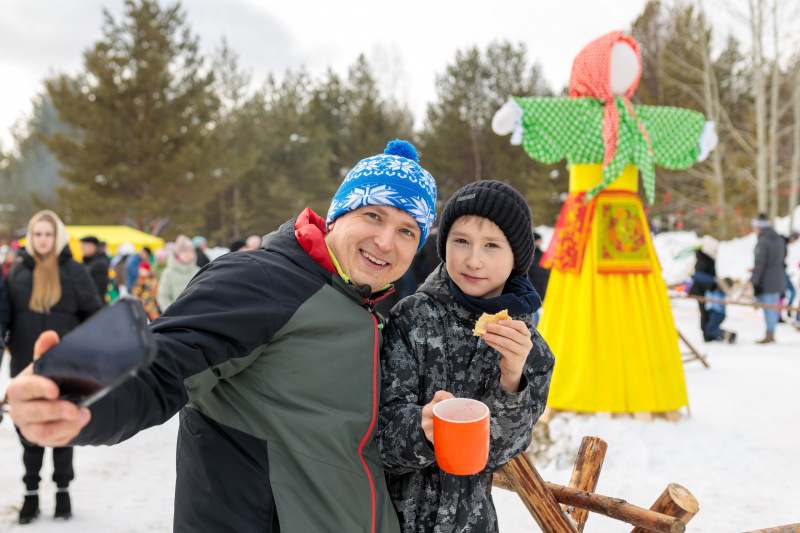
[{"x1": 325, "y1": 205, "x2": 420, "y2": 292}]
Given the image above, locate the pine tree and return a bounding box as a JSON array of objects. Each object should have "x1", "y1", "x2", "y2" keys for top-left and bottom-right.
[
  {"x1": 227, "y1": 56, "x2": 414, "y2": 237},
  {"x1": 0, "y1": 93, "x2": 67, "y2": 235},
  {"x1": 420, "y1": 42, "x2": 565, "y2": 226},
  {"x1": 43, "y1": 0, "x2": 221, "y2": 238},
  {"x1": 201, "y1": 39, "x2": 261, "y2": 244}
]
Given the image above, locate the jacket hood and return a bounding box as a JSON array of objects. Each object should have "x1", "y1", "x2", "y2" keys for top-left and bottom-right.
[{"x1": 24, "y1": 210, "x2": 71, "y2": 259}]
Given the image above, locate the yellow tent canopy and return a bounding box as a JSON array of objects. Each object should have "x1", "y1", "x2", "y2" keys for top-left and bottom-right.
[
  {"x1": 22, "y1": 225, "x2": 166, "y2": 262},
  {"x1": 65, "y1": 226, "x2": 165, "y2": 261}
]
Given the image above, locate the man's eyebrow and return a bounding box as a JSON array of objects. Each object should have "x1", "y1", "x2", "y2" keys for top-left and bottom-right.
[{"x1": 398, "y1": 218, "x2": 418, "y2": 231}]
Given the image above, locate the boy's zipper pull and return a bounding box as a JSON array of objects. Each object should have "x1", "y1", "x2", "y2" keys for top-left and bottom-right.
[{"x1": 377, "y1": 323, "x2": 384, "y2": 329}]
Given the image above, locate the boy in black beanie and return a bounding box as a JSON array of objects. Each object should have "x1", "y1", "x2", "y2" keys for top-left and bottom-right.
[{"x1": 377, "y1": 181, "x2": 555, "y2": 533}]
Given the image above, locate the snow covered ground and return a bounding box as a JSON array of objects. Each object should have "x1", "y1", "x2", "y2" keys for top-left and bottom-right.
[{"x1": 1, "y1": 260, "x2": 799, "y2": 531}]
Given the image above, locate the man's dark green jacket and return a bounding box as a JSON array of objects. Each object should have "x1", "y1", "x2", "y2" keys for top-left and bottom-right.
[{"x1": 71, "y1": 209, "x2": 401, "y2": 533}]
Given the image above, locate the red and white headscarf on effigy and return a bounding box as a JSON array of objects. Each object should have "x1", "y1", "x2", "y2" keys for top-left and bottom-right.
[{"x1": 568, "y1": 31, "x2": 653, "y2": 166}]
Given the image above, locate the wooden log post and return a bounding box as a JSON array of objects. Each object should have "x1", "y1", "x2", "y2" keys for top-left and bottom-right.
[
  {"x1": 630, "y1": 484, "x2": 698, "y2": 533},
  {"x1": 564, "y1": 437, "x2": 608, "y2": 532},
  {"x1": 742, "y1": 526, "x2": 800, "y2": 533},
  {"x1": 502, "y1": 453, "x2": 579, "y2": 533},
  {"x1": 492, "y1": 473, "x2": 687, "y2": 533},
  {"x1": 547, "y1": 484, "x2": 685, "y2": 533},
  {"x1": 493, "y1": 471, "x2": 514, "y2": 492}
]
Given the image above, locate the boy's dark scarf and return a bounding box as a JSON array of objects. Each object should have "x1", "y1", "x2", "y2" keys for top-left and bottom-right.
[{"x1": 449, "y1": 274, "x2": 542, "y2": 316}]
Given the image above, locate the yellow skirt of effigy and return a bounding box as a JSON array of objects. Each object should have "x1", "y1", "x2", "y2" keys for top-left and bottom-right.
[{"x1": 539, "y1": 164, "x2": 688, "y2": 413}]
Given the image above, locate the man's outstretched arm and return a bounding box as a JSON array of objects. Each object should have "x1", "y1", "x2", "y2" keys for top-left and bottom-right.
[{"x1": 8, "y1": 252, "x2": 284, "y2": 448}]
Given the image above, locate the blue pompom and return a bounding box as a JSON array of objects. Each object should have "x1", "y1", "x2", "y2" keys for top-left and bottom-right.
[{"x1": 384, "y1": 139, "x2": 419, "y2": 163}]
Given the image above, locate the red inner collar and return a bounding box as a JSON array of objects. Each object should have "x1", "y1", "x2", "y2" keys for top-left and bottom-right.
[{"x1": 294, "y1": 208, "x2": 337, "y2": 275}]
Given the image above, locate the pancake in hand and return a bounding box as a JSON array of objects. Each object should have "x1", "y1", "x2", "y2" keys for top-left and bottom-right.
[{"x1": 472, "y1": 309, "x2": 511, "y2": 337}]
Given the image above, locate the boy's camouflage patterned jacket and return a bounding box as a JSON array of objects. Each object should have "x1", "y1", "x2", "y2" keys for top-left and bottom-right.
[{"x1": 377, "y1": 265, "x2": 555, "y2": 533}]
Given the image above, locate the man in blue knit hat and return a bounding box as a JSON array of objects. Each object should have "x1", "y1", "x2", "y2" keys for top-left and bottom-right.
[{"x1": 7, "y1": 141, "x2": 435, "y2": 532}]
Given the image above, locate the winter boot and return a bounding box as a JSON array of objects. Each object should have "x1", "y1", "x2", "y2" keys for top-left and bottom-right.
[
  {"x1": 723, "y1": 331, "x2": 737, "y2": 344},
  {"x1": 756, "y1": 332, "x2": 775, "y2": 344},
  {"x1": 18, "y1": 491, "x2": 40, "y2": 525},
  {"x1": 54, "y1": 488, "x2": 72, "y2": 520}
]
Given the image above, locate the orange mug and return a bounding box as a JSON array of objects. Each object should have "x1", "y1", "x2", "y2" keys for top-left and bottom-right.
[{"x1": 432, "y1": 398, "x2": 490, "y2": 476}]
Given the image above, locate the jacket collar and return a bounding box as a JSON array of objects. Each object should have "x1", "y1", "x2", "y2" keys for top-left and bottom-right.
[
  {"x1": 293, "y1": 208, "x2": 337, "y2": 275},
  {"x1": 418, "y1": 264, "x2": 534, "y2": 324}
]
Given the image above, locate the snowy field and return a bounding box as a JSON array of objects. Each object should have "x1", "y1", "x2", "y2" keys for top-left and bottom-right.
[{"x1": 1, "y1": 225, "x2": 799, "y2": 531}]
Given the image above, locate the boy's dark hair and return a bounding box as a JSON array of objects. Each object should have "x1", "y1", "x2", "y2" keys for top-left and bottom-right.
[{"x1": 437, "y1": 181, "x2": 534, "y2": 278}]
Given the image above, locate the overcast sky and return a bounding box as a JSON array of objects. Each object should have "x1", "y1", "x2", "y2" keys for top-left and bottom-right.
[{"x1": 0, "y1": 0, "x2": 750, "y2": 148}]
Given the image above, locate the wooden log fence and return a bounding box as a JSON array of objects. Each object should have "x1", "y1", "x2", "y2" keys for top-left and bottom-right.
[
  {"x1": 494, "y1": 435, "x2": 696, "y2": 533},
  {"x1": 563, "y1": 437, "x2": 608, "y2": 532},
  {"x1": 630, "y1": 484, "x2": 699, "y2": 533},
  {"x1": 501, "y1": 451, "x2": 579, "y2": 533},
  {"x1": 545, "y1": 483, "x2": 686, "y2": 533},
  {"x1": 493, "y1": 433, "x2": 790, "y2": 532}
]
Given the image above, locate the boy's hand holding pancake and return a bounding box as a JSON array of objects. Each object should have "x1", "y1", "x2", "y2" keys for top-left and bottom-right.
[{"x1": 482, "y1": 320, "x2": 532, "y2": 393}]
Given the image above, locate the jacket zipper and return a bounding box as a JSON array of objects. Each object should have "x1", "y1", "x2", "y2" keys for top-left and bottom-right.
[{"x1": 356, "y1": 301, "x2": 379, "y2": 533}]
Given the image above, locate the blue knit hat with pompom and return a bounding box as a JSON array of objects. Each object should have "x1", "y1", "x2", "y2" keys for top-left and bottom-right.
[{"x1": 326, "y1": 140, "x2": 437, "y2": 249}]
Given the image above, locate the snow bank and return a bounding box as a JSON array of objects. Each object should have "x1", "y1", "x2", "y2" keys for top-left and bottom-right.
[{"x1": 773, "y1": 204, "x2": 800, "y2": 235}]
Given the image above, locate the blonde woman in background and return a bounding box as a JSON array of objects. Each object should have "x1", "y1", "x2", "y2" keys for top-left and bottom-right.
[{"x1": 4, "y1": 210, "x2": 102, "y2": 524}]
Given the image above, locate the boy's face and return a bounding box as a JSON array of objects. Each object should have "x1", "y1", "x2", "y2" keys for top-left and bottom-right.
[{"x1": 445, "y1": 216, "x2": 514, "y2": 300}]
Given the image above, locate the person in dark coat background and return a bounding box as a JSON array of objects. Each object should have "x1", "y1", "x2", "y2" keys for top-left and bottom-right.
[
  {"x1": 228, "y1": 239, "x2": 248, "y2": 252},
  {"x1": 5, "y1": 210, "x2": 102, "y2": 524},
  {"x1": 193, "y1": 236, "x2": 210, "y2": 268},
  {"x1": 527, "y1": 232, "x2": 550, "y2": 327},
  {"x1": 411, "y1": 227, "x2": 440, "y2": 287},
  {"x1": 0, "y1": 276, "x2": 10, "y2": 363},
  {"x1": 750, "y1": 214, "x2": 787, "y2": 344},
  {"x1": 689, "y1": 235, "x2": 719, "y2": 341},
  {"x1": 80, "y1": 236, "x2": 109, "y2": 305}
]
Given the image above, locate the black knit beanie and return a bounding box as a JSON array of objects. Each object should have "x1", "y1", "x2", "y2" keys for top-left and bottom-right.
[{"x1": 437, "y1": 181, "x2": 534, "y2": 278}]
